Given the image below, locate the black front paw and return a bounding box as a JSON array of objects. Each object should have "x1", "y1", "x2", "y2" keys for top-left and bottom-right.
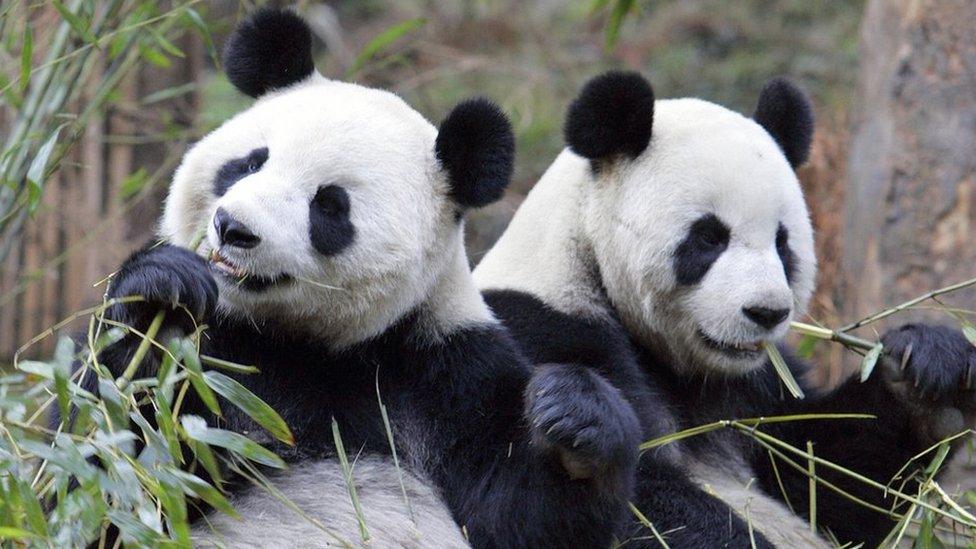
[
  {"x1": 107, "y1": 243, "x2": 218, "y2": 334},
  {"x1": 525, "y1": 363, "x2": 640, "y2": 485},
  {"x1": 881, "y1": 324, "x2": 976, "y2": 410}
]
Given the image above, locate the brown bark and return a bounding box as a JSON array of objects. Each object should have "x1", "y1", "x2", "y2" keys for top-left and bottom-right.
[
  {"x1": 842, "y1": 0, "x2": 976, "y2": 496},
  {"x1": 842, "y1": 0, "x2": 976, "y2": 325}
]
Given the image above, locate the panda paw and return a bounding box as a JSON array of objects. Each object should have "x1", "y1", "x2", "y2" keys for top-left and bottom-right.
[
  {"x1": 107, "y1": 243, "x2": 218, "y2": 334},
  {"x1": 881, "y1": 324, "x2": 976, "y2": 405},
  {"x1": 525, "y1": 363, "x2": 640, "y2": 486},
  {"x1": 881, "y1": 324, "x2": 976, "y2": 439}
]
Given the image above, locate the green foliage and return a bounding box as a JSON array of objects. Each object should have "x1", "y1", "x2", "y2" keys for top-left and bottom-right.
[
  {"x1": 347, "y1": 18, "x2": 427, "y2": 78},
  {"x1": 0, "y1": 0, "x2": 215, "y2": 264},
  {"x1": 0, "y1": 296, "x2": 292, "y2": 546}
]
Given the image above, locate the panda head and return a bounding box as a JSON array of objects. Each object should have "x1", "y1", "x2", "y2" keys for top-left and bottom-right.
[
  {"x1": 160, "y1": 9, "x2": 513, "y2": 344},
  {"x1": 566, "y1": 71, "x2": 815, "y2": 375}
]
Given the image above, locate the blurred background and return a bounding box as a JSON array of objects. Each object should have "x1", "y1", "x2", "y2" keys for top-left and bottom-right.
[{"x1": 1, "y1": 0, "x2": 974, "y2": 387}]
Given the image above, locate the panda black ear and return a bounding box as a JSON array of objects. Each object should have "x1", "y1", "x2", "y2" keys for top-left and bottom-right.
[
  {"x1": 753, "y1": 77, "x2": 814, "y2": 168},
  {"x1": 564, "y1": 71, "x2": 655, "y2": 161},
  {"x1": 436, "y1": 98, "x2": 515, "y2": 209},
  {"x1": 223, "y1": 8, "x2": 316, "y2": 98}
]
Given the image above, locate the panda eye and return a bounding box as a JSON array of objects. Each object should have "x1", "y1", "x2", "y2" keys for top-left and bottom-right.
[
  {"x1": 214, "y1": 147, "x2": 269, "y2": 196},
  {"x1": 240, "y1": 149, "x2": 268, "y2": 174},
  {"x1": 776, "y1": 224, "x2": 789, "y2": 250},
  {"x1": 313, "y1": 185, "x2": 351, "y2": 217},
  {"x1": 694, "y1": 221, "x2": 729, "y2": 249},
  {"x1": 776, "y1": 223, "x2": 796, "y2": 283},
  {"x1": 673, "y1": 213, "x2": 730, "y2": 285}
]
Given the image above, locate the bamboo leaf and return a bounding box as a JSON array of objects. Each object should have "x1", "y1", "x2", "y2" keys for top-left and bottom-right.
[
  {"x1": 129, "y1": 411, "x2": 171, "y2": 460},
  {"x1": 639, "y1": 421, "x2": 727, "y2": 451},
  {"x1": 154, "y1": 391, "x2": 184, "y2": 465},
  {"x1": 589, "y1": 0, "x2": 614, "y2": 15},
  {"x1": 183, "y1": 8, "x2": 218, "y2": 67},
  {"x1": 0, "y1": 72, "x2": 23, "y2": 108},
  {"x1": 962, "y1": 323, "x2": 976, "y2": 347},
  {"x1": 169, "y1": 469, "x2": 239, "y2": 518},
  {"x1": 107, "y1": 509, "x2": 161, "y2": 546},
  {"x1": 605, "y1": 0, "x2": 635, "y2": 50},
  {"x1": 203, "y1": 371, "x2": 294, "y2": 445},
  {"x1": 795, "y1": 334, "x2": 819, "y2": 359},
  {"x1": 764, "y1": 342, "x2": 805, "y2": 399},
  {"x1": 51, "y1": 0, "x2": 99, "y2": 45},
  {"x1": 19, "y1": 27, "x2": 32, "y2": 94},
  {"x1": 199, "y1": 354, "x2": 259, "y2": 375},
  {"x1": 628, "y1": 502, "x2": 670, "y2": 548},
  {"x1": 141, "y1": 82, "x2": 197, "y2": 106},
  {"x1": 118, "y1": 167, "x2": 149, "y2": 200},
  {"x1": 14, "y1": 480, "x2": 47, "y2": 539},
  {"x1": 348, "y1": 18, "x2": 426, "y2": 77},
  {"x1": 140, "y1": 45, "x2": 172, "y2": 68},
  {"x1": 181, "y1": 416, "x2": 284, "y2": 469},
  {"x1": 186, "y1": 437, "x2": 223, "y2": 488},
  {"x1": 180, "y1": 339, "x2": 220, "y2": 416},
  {"x1": 53, "y1": 337, "x2": 74, "y2": 425},
  {"x1": 332, "y1": 418, "x2": 370, "y2": 541},
  {"x1": 149, "y1": 28, "x2": 184, "y2": 58},
  {"x1": 25, "y1": 126, "x2": 64, "y2": 213},
  {"x1": 0, "y1": 527, "x2": 37, "y2": 540},
  {"x1": 859, "y1": 343, "x2": 884, "y2": 382}
]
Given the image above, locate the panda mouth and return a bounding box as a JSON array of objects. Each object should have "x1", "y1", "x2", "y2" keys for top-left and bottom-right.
[
  {"x1": 209, "y1": 249, "x2": 292, "y2": 292},
  {"x1": 697, "y1": 330, "x2": 765, "y2": 358}
]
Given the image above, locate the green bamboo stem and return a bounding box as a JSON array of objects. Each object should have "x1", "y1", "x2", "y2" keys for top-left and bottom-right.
[
  {"x1": 790, "y1": 321, "x2": 876, "y2": 352},
  {"x1": 117, "y1": 311, "x2": 165, "y2": 389}
]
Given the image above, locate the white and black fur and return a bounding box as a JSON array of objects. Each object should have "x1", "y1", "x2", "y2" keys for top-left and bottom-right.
[
  {"x1": 75, "y1": 12, "x2": 641, "y2": 547},
  {"x1": 475, "y1": 71, "x2": 976, "y2": 547}
]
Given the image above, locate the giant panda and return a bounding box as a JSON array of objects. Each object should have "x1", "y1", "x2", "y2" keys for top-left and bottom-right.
[
  {"x1": 475, "y1": 71, "x2": 976, "y2": 547},
  {"x1": 86, "y1": 13, "x2": 643, "y2": 548}
]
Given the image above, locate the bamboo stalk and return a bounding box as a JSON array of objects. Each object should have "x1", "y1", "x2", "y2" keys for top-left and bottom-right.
[
  {"x1": 839, "y1": 276, "x2": 976, "y2": 333},
  {"x1": 790, "y1": 321, "x2": 876, "y2": 352}
]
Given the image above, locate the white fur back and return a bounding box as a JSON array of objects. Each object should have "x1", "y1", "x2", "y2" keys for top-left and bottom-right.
[
  {"x1": 473, "y1": 150, "x2": 611, "y2": 321},
  {"x1": 688, "y1": 459, "x2": 828, "y2": 548},
  {"x1": 191, "y1": 457, "x2": 468, "y2": 548}
]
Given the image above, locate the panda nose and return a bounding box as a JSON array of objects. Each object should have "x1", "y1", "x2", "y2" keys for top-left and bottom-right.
[
  {"x1": 214, "y1": 208, "x2": 260, "y2": 249},
  {"x1": 742, "y1": 306, "x2": 790, "y2": 330}
]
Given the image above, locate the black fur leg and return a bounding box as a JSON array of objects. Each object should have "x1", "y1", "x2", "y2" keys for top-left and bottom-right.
[
  {"x1": 107, "y1": 242, "x2": 218, "y2": 335},
  {"x1": 881, "y1": 324, "x2": 976, "y2": 410},
  {"x1": 525, "y1": 363, "x2": 640, "y2": 487}
]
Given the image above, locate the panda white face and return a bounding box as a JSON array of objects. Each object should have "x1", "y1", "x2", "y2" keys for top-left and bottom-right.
[
  {"x1": 161, "y1": 78, "x2": 453, "y2": 343},
  {"x1": 568, "y1": 73, "x2": 816, "y2": 375},
  {"x1": 158, "y1": 10, "x2": 513, "y2": 346}
]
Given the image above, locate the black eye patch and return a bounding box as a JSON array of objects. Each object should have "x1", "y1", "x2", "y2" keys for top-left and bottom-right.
[
  {"x1": 776, "y1": 223, "x2": 796, "y2": 284},
  {"x1": 309, "y1": 185, "x2": 355, "y2": 256},
  {"x1": 673, "y1": 214, "x2": 730, "y2": 286},
  {"x1": 214, "y1": 147, "x2": 269, "y2": 196}
]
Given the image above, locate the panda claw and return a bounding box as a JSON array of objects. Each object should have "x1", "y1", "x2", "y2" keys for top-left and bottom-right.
[{"x1": 900, "y1": 343, "x2": 913, "y2": 371}]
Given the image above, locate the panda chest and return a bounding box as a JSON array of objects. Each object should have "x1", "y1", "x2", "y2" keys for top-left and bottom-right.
[{"x1": 207, "y1": 360, "x2": 421, "y2": 463}]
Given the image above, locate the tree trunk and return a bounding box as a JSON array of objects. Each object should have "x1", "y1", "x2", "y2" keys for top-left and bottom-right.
[
  {"x1": 842, "y1": 0, "x2": 976, "y2": 326},
  {"x1": 842, "y1": 0, "x2": 976, "y2": 498}
]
